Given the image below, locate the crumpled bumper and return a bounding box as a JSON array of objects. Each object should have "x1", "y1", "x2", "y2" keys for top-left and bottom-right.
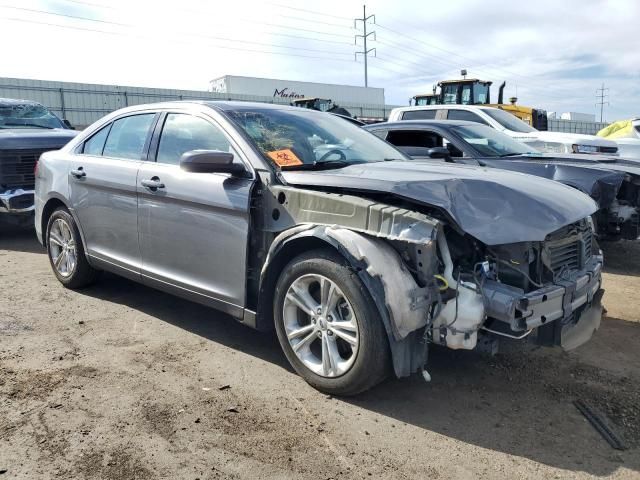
[
  {"x1": 0, "y1": 188, "x2": 35, "y2": 214},
  {"x1": 481, "y1": 254, "x2": 604, "y2": 349}
]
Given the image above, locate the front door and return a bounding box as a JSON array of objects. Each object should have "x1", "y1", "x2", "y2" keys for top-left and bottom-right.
[
  {"x1": 137, "y1": 112, "x2": 254, "y2": 315},
  {"x1": 68, "y1": 113, "x2": 157, "y2": 277}
]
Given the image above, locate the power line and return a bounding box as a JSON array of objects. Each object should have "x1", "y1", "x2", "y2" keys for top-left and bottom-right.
[
  {"x1": 267, "y1": 3, "x2": 352, "y2": 21},
  {"x1": 49, "y1": 0, "x2": 355, "y2": 39},
  {"x1": 277, "y1": 14, "x2": 354, "y2": 30},
  {"x1": 0, "y1": 5, "x2": 355, "y2": 56},
  {"x1": 374, "y1": 21, "x2": 589, "y2": 99},
  {"x1": 1, "y1": 16, "x2": 358, "y2": 63},
  {"x1": 376, "y1": 22, "x2": 532, "y2": 83},
  {"x1": 596, "y1": 83, "x2": 609, "y2": 122},
  {"x1": 354, "y1": 5, "x2": 375, "y2": 87},
  {"x1": 374, "y1": 39, "x2": 463, "y2": 72}
]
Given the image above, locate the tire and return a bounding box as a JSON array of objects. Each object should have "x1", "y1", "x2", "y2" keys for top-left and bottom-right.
[
  {"x1": 273, "y1": 249, "x2": 390, "y2": 395},
  {"x1": 46, "y1": 207, "x2": 100, "y2": 289}
]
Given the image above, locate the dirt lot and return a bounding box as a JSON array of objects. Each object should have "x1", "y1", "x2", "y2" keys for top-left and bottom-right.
[{"x1": 1, "y1": 227, "x2": 639, "y2": 480}]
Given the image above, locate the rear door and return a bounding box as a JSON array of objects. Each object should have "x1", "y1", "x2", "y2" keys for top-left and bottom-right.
[
  {"x1": 137, "y1": 111, "x2": 254, "y2": 315},
  {"x1": 68, "y1": 113, "x2": 157, "y2": 277}
]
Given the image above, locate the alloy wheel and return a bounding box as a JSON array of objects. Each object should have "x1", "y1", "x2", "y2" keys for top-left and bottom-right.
[
  {"x1": 48, "y1": 218, "x2": 77, "y2": 278},
  {"x1": 283, "y1": 274, "x2": 359, "y2": 377}
]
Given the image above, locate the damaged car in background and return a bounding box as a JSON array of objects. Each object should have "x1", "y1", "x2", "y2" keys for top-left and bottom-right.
[
  {"x1": 0, "y1": 98, "x2": 77, "y2": 227},
  {"x1": 36, "y1": 102, "x2": 603, "y2": 395},
  {"x1": 365, "y1": 120, "x2": 640, "y2": 241}
]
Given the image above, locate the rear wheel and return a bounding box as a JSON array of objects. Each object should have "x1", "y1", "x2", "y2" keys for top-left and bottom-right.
[
  {"x1": 274, "y1": 249, "x2": 390, "y2": 395},
  {"x1": 46, "y1": 208, "x2": 100, "y2": 289}
]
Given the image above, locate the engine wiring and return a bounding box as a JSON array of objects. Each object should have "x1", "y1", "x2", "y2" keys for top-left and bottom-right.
[{"x1": 490, "y1": 255, "x2": 545, "y2": 288}]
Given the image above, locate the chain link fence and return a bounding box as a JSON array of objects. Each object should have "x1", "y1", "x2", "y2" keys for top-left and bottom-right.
[
  {"x1": 1, "y1": 77, "x2": 610, "y2": 135},
  {"x1": 0, "y1": 77, "x2": 400, "y2": 129}
]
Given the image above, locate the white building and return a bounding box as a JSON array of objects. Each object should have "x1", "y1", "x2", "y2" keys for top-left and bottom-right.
[
  {"x1": 548, "y1": 111, "x2": 597, "y2": 122},
  {"x1": 210, "y1": 75, "x2": 385, "y2": 106}
]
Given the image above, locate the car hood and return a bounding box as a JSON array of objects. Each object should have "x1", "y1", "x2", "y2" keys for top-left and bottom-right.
[
  {"x1": 281, "y1": 161, "x2": 597, "y2": 245},
  {"x1": 0, "y1": 128, "x2": 78, "y2": 149},
  {"x1": 512, "y1": 130, "x2": 617, "y2": 147},
  {"x1": 517, "y1": 152, "x2": 640, "y2": 177},
  {"x1": 474, "y1": 158, "x2": 625, "y2": 208}
]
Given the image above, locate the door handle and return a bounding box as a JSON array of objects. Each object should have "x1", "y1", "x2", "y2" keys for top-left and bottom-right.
[
  {"x1": 141, "y1": 178, "x2": 165, "y2": 190},
  {"x1": 70, "y1": 167, "x2": 86, "y2": 178}
]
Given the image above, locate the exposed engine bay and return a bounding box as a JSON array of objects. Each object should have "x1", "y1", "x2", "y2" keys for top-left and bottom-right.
[
  {"x1": 396, "y1": 218, "x2": 603, "y2": 355},
  {"x1": 254, "y1": 171, "x2": 604, "y2": 379}
]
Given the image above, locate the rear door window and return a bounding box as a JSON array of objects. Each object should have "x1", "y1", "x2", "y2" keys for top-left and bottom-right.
[
  {"x1": 369, "y1": 129, "x2": 388, "y2": 140},
  {"x1": 82, "y1": 124, "x2": 111, "y2": 156},
  {"x1": 401, "y1": 110, "x2": 436, "y2": 120},
  {"x1": 386, "y1": 130, "x2": 443, "y2": 148},
  {"x1": 446, "y1": 110, "x2": 488, "y2": 125},
  {"x1": 102, "y1": 114, "x2": 156, "y2": 160}
]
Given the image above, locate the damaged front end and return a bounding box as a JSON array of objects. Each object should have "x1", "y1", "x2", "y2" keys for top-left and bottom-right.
[
  {"x1": 437, "y1": 218, "x2": 603, "y2": 353},
  {"x1": 255, "y1": 173, "x2": 604, "y2": 380}
]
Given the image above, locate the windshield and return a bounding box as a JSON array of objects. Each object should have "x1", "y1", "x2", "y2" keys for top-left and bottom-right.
[
  {"x1": 474, "y1": 84, "x2": 490, "y2": 104},
  {"x1": 0, "y1": 101, "x2": 65, "y2": 129},
  {"x1": 480, "y1": 108, "x2": 537, "y2": 133},
  {"x1": 452, "y1": 124, "x2": 539, "y2": 157},
  {"x1": 226, "y1": 108, "x2": 407, "y2": 169}
]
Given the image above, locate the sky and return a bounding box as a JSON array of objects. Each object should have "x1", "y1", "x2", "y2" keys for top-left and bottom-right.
[{"x1": 0, "y1": 0, "x2": 638, "y2": 121}]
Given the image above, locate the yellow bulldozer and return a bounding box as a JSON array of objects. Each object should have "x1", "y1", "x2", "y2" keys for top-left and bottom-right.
[{"x1": 412, "y1": 74, "x2": 548, "y2": 130}]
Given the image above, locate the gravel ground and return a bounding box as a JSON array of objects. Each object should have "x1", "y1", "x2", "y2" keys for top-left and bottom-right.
[{"x1": 1, "y1": 227, "x2": 639, "y2": 479}]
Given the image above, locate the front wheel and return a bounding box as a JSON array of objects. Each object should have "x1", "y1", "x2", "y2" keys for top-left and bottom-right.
[{"x1": 273, "y1": 249, "x2": 390, "y2": 395}]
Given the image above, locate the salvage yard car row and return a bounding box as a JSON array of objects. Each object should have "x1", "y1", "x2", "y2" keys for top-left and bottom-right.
[{"x1": 32, "y1": 100, "x2": 609, "y2": 394}]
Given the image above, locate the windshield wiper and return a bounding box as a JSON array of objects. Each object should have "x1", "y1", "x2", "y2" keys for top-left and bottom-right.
[
  {"x1": 497, "y1": 153, "x2": 528, "y2": 157},
  {"x1": 281, "y1": 159, "x2": 355, "y2": 171},
  {"x1": 3, "y1": 123, "x2": 54, "y2": 129}
]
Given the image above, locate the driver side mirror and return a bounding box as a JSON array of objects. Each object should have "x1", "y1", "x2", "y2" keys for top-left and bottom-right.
[
  {"x1": 179, "y1": 150, "x2": 247, "y2": 176},
  {"x1": 63, "y1": 119, "x2": 74, "y2": 129},
  {"x1": 426, "y1": 146, "x2": 451, "y2": 160}
]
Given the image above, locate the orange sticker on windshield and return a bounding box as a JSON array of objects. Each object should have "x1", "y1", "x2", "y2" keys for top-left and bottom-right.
[{"x1": 267, "y1": 149, "x2": 303, "y2": 167}]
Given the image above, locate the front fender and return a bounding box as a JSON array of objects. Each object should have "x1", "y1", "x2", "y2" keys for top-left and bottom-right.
[{"x1": 260, "y1": 224, "x2": 436, "y2": 378}]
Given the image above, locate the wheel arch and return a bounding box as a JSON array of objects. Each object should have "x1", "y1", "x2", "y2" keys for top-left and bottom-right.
[
  {"x1": 257, "y1": 224, "x2": 434, "y2": 378},
  {"x1": 256, "y1": 228, "x2": 341, "y2": 332},
  {"x1": 41, "y1": 197, "x2": 69, "y2": 247},
  {"x1": 41, "y1": 198, "x2": 89, "y2": 263}
]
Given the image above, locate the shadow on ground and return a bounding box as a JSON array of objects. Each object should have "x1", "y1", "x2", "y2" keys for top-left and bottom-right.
[
  {"x1": 0, "y1": 225, "x2": 43, "y2": 254},
  {"x1": 4, "y1": 230, "x2": 639, "y2": 476},
  {"x1": 601, "y1": 240, "x2": 640, "y2": 276},
  {"x1": 79, "y1": 272, "x2": 640, "y2": 477}
]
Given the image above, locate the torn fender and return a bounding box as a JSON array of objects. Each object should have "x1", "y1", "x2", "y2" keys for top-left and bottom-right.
[{"x1": 262, "y1": 225, "x2": 434, "y2": 377}]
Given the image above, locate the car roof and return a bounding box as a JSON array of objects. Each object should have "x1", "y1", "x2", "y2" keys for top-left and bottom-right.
[
  {"x1": 392, "y1": 104, "x2": 494, "y2": 113},
  {"x1": 366, "y1": 120, "x2": 479, "y2": 129},
  {"x1": 102, "y1": 100, "x2": 323, "y2": 116},
  {"x1": 0, "y1": 97, "x2": 44, "y2": 107}
]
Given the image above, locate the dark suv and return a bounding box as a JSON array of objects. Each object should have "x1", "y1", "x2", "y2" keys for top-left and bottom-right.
[{"x1": 0, "y1": 98, "x2": 77, "y2": 227}]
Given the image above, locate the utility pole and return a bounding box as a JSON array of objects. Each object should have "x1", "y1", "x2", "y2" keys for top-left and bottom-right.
[
  {"x1": 596, "y1": 83, "x2": 609, "y2": 122},
  {"x1": 354, "y1": 5, "x2": 375, "y2": 87}
]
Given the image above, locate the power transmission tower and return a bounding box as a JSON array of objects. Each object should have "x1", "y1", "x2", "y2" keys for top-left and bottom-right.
[
  {"x1": 354, "y1": 5, "x2": 375, "y2": 87},
  {"x1": 596, "y1": 83, "x2": 609, "y2": 122}
]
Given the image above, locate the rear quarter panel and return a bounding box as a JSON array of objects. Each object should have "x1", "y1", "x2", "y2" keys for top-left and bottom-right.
[{"x1": 35, "y1": 151, "x2": 71, "y2": 244}]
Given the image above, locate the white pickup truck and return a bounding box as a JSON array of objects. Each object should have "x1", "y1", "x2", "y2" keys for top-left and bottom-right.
[{"x1": 388, "y1": 104, "x2": 619, "y2": 156}]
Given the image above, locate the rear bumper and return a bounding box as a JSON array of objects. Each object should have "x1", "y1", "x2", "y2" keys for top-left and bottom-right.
[
  {"x1": 0, "y1": 188, "x2": 35, "y2": 214},
  {"x1": 481, "y1": 254, "x2": 604, "y2": 349}
]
